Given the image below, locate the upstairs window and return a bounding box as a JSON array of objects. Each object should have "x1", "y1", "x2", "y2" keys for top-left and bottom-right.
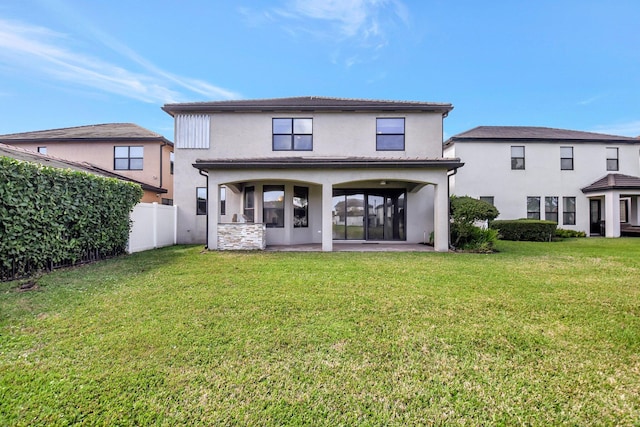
[
  {"x1": 511, "y1": 146, "x2": 525, "y2": 170},
  {"x1": 560, "y1": 146, "x2": 574, "y2": 170},
  {"x1": 606, "y1": 147, "x2": 619, "y2": 171},
  {"x1": 527, "y1": 196, "x2": 540, "y2": 219},
  {"x1": 37, "y1": 146, "x2": 47, "y2": 154},
  {"x1": 273, "y1": 118, "x2": 313, "y2": 151},
  {"x1": 114, "y1": 146, "x2": 143, "y2": 170},
  {"x1": 376, "y1": 118, "x2": 405, "y2": 151}
]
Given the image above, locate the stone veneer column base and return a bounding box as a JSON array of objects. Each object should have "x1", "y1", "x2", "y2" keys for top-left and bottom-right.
[{"x1": 217, "y1": 223, "x2": 266, "y2": 250}]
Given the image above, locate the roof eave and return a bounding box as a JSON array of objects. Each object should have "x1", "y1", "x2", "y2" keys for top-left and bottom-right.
[
  {"x1": 162, "y1": 104, "x2": 453, "y2": 116},
  {"x1": 192, "y1": 158, "x2": 464, "y2": 171}
]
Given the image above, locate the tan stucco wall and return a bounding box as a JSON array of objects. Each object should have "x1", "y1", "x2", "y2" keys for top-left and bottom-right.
[
  {"x1": 10, "y1": 140, "x2": 173, "y2": 201},
  {"x1": 207, "y1": 112, "x2": 444, "y2": 158}
]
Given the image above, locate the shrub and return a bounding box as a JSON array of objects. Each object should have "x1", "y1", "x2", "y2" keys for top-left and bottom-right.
[
  {"x1": 0, "y1": 156, "x2": 143, "y2": 280},
  {"x1": 555, "y1": 228, "x2": 587, "y2": 238},
  {"x1": 450, "y1": 196, "x2": 500, "y2": 251},
  {"x1": 490, "y1": 219, "x2": 557, "y2": 242}
]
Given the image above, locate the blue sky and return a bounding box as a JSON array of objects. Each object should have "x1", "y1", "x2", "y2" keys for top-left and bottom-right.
[{"x1": 1, "y1": 0, "x2": 639, "y2": 140}]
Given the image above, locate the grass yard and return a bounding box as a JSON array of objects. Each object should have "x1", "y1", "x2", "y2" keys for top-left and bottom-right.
[{"x1": 1, "y1": 239, "x2": 639, "y2": 425}]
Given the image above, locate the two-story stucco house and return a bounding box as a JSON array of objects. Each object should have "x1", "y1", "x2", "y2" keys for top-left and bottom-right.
[
  {"x1": 162, "y1": 97, "x2": 463, "y2": 251},
  {"x1": 444, "y1": 126, "x2": 640, "y2": 237},
  {"x1": 0, "y1": 123, "x2": 174, "y2": 204}
]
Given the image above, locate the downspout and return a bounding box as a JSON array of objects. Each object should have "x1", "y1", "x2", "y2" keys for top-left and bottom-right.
[
  {"x1": 159, "y1": 141, "x2": 165, "y2": 190},
  {"x1": 199, "y1": 169, "x2": 209, "y2": 249}
]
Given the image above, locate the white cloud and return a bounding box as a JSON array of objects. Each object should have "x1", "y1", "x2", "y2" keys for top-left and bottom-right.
[
  {"x1": 0, "y1": 18, "x2": 240, "y2": 104},
  {"x1": 258, "y1": 0, "x2": 410, "y2": 66}
]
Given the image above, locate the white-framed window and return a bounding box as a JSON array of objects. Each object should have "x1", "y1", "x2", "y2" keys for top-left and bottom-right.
[
  {"x1": 511, "y1": 146, "x2": 525, "y2": 170},
  {"x1": 527, "y1": 196, "x2": 540, "y2": 219},
  {"x1": 562, "y1": 197, "x2": 576, "y2": 225},
  {"x1": 607, "y1": 147, "x2": 619, "y2": 171},
  {"x1": 560, "y1": 146, "x2": 573, "y2": 170}
]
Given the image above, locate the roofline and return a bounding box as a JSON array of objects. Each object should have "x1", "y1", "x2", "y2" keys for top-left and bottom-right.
[
  {"x1": 162, "y1": 99, "x2": 453, "y2": 116},
  {"x1": 192, "y1": 158, "x2": 464, "y2": 171},
  {"x1": 1, "y1": 136, "x2": 174, "y2": 146},
  {"x1": 446, "y1": 136, "x2": 639, "y2": 146}
]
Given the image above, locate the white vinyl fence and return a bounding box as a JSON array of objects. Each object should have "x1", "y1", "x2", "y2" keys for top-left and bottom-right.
[{"x1": 127, "y1": 202, "x2": 177, "y2": 253}]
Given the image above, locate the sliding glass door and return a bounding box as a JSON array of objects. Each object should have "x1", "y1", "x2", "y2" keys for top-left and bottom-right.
[{"x1": 332, "y1": 189, "x2": 405, "y2": 240}]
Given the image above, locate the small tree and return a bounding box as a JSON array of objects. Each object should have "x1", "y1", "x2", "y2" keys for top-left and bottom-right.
[{"x1": 450, "y1": 196, "x2": 500, "y2": 251}]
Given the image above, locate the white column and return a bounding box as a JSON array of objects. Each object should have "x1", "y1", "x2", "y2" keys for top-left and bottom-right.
[
  {"x1": 207, "y1": 178, "x2": 220, "y2": 249},
  {"x1": 321, "y1": 182, "x2": 333, "y2": 252},
  {"x1": 433, "y1": 182, "x2": 450, "y2": 252},
  {"x1": 604, "y1": 190, "x2": 621, "y2": 238}
]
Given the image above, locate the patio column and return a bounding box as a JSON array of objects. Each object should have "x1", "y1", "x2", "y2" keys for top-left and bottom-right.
[
  {"x1": 433, "y1": 181, "x2": 449, "y2": 252},
  {"x1": 321, "y1": 182, "x2": 333, "y2": 252},
  {"x1": 604, "y1": 190, "x2": 621, "y2": 237},
  {"x1": 207, "y1": 177, "x2": 220, "y2": 249}
]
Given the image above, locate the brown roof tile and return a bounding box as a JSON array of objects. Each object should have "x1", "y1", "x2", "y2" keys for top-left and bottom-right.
[
  {"x1": 581, "y1": 173, "x2": 640, "y2": 193},
  {"x1": 0, "y1": 123, "x2": 172, "y2": 145}
]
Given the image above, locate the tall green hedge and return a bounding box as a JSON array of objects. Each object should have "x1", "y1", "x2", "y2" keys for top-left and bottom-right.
[
  {"x1": 490, "y1": 219, "x2": 558, "y2": 242},
  {"x1": 0, "y1": 156, "x2": 143, "y2": 280}
]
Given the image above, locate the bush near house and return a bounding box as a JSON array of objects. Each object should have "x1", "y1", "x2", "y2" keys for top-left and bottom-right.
[
  {"x1": 450, "y1": 196, "x2": 500, "y2": 252},
  {"x1": 555, "y1": 228, "x2": 587, "y2": 238},
  {"x1": 0, "y1": 157, "x2": 142, "y2": 281},
  {"x1": 490, "y1": 219, "x2": 557, "y2": 242}
]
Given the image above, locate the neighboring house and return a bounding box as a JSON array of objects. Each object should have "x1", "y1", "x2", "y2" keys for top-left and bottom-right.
[
  {"x1": 0, "y1": 143, "x2": 165, "y2": 196},
  {"x1": 162, "y1": 96, "x2": 463, "y2": 251},
  {"x1": 0, "y1": 123, "x2": 174, "y2": 204},
  {"x1": 444, "y1": 126, "x2": 640, "y2": 237}
]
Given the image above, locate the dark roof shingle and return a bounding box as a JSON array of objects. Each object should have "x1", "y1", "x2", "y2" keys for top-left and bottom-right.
[
  {"x1": 163, "y1": 96, "x2": 453, "y2": 115},
  {"x1": 582, "y1": 174, "x2": 640, "y2": 193},
  {"x1": 446, "y1": 126, "x2": 638, "y2": 145}
]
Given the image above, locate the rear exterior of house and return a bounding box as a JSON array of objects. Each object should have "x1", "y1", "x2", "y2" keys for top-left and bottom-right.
[
  {"x1": 444, "y1": 126, "x2": 640, "y2": 237},
  {"x1": 163, "y1": 97, "x2": 462, "y2": 251},
  {"x1": 0, "y1": 123, "x2": 174, "y2": 204}
]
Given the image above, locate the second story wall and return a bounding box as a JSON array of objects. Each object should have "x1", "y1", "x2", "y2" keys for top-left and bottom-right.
[{"x1": 176, "y1": 111, "x2": 445, "y2": 159}]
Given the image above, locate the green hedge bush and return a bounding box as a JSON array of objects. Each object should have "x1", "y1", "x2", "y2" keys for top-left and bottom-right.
[
  {"x1": 0, "y1": 156, "x2": 143, "y2": 280},
  {"x1": 555, "y1": 228, "x2": 587, "y2": 238},
  {"x1": 490, "y1": 219, "x2": 558, "y2": 242}
]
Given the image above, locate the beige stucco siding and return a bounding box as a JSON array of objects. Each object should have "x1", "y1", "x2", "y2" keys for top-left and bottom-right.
[{"x1": 207, "y1": 112, "x2": 443, "y2": 158}]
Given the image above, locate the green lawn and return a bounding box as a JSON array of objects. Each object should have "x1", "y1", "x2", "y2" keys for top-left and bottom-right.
[{"x1": 1, "y1": 239, "x2": 639, "y2": 425}]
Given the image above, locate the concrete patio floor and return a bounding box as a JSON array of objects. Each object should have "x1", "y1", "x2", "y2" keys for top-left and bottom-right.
[{"x1": 265, "y1": 242, "x2": 436, "y2": 252}]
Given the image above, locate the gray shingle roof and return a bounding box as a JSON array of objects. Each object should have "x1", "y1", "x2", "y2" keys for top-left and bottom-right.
[
  {"x1": 0, "y1": 123, "x2": 172, "y2": 145},
  {"x1": 446, "y1": 126, "x2": 638, "y2": 145},
  {"x1": 163, "y1": 96, "x2": 453, "y2": 115},
  {"x1": 581, "y1": 173, "x2": 640, "y2": 193}
]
